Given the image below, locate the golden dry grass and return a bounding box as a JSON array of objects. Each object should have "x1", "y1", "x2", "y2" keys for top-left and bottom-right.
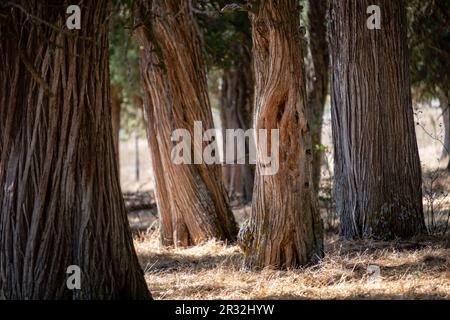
[
  {"x1": 124, "y1": 104, "x2": 450, "y2": 300},
  {"x1": 134, "y1": 233, "x2": 450, "y2": 300}
]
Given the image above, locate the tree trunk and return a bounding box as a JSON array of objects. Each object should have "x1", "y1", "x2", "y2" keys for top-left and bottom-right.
[
  {"x1": 111, "y1": 85, "x2": 121, "y2": 170},
  {"x1": 135, "y1": 132, "x2": 140, "y2": 182},
  {"x1": 241, "y1": 0, "x2": 324, "y2": 270},
  {"x1": 329, "y1": 0, "x2": 426, "y2": 239},
  {"x1": 220, "y1": 43, "x2": 255, "y2": 203},
  {"x1": 135, "y1": 1, "x2": 238, "y2": 247},
  {"x1": 0, "y1": 1, "x2": 151, "y2": 299},
  {"x1": 306, "y1": 0, "x2": 330, "y2": 191},
  {"x1": 437, "y1": 91, "x2": 450, "y2": 161}
]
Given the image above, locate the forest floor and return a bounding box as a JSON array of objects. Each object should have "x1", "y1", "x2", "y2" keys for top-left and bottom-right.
[
  {"x1": 123, "y1": 105, "x2": 450, "y2": 299},
  {"x1": 134, "y1": 231, "x2": 449, "y2": 300}
]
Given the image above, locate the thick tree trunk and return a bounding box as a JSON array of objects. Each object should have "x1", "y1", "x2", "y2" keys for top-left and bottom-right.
[
  {"x1": 220, "y1": 43, "x2": 255, "y2": 203},
  {"x1": 135, "y1": 1, "x2": 238, "y2": 247},
  {"x1": 0, "y1": 1, "x2": 151, "y2": 299},
  {"x1": 241, "y1": 0, "x2": 324, "y2": 270},
  {"x1": 111, "y1": 85, "x2": 121, "y2": 169},
  {"x1": 306, "y1": 0, "x2": 330, "y2": 191},
  {"x1": 329, "y1": 0, "x2": 426, "y2": 239}
]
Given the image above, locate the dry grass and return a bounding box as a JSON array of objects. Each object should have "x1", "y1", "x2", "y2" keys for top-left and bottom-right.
[
  {"x1": 124, "y1": 105, "x2": 449, "y2": 300},
  {"x1": 134, "y1": 232, "x2": 450, "y2": 300}
]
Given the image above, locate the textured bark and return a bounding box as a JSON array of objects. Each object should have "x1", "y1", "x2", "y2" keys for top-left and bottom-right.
[
  {"x1": 329, "y1": 0, "x2": 426, "y2": 239},
  {"x1": 111, "y1": 85, "x2": 121, "y2": 169},
  {"x1": 0, "y1": 1, "x2": 151, "y2": 299},
  {"x1": 242, "y1": 0, "x2": 324, "y2": 269},
  {"x1": 136, "y1": 0, "x2": 238, "y2": 247},
  {"x1": 306, "y1": 0, "x2": 330, "y2": 191},
  {"x1": 220, "y1": 43, "x2": 255, "y2": 203}
]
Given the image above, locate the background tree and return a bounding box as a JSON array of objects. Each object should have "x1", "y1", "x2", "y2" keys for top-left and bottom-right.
[
  {"x1": 197, "y1": 1, "x2": 255, "y2": 203},
  {"x1": 408, "y1": 0, "x2": 450, "y2": 164},
  {"x1": 0, "y1": 1, "x2": 150, "y2": 299},
  {"x1": 135, "y1": 0, "x2": 238, "y2": 247},
  {"x1": 241, "y1": 0, "x2": 324, "y2": 269},
  {"x1": 305, "y1": 0, "x2": 330, "y2": 191},
  {"x1": 109, "y1": 2, "x2": 146, "y2": 169},
  {"x1": 329, "y1": 0, "x2": 426, "y2": 239}
]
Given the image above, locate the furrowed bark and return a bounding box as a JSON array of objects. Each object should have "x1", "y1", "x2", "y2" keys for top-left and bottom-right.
[
  {"x1": 135, "y1": 0, "x2": 238, "y2": 247},
  {"x1": 0, "y1": 1, "x2": 151, "y2": 299},
  {"x1": 242, "y1": 0, "x2": 324, "y2": 270},
  {"x1": 329, "y1": 0, "x2": 426, "y2": 239}
]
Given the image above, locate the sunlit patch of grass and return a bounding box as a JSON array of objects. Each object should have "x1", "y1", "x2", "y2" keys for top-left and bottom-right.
[{"x1": 134, "y1": 232, "x2": 450, "y2": 300}]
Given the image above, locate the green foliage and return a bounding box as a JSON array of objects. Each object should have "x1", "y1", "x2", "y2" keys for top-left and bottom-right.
[
  {"x1": 109, "y1": 1, "x2": 145, "y2": 139},
  {"x1": 314, "y1": 143, "x2": 328, "y2": 154},
  {"x1": 196, "y1": 0, "x2": 251, "y2": 70},
  {"x1": 197, "y1": 0, "x2": 307, "y2": 69},
  {"x1": 408, "y1": 0, "x2": 450, "y2": 99},
  {"x1": 195, "y1": 1, "x2": 253, "y2": 112}
]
